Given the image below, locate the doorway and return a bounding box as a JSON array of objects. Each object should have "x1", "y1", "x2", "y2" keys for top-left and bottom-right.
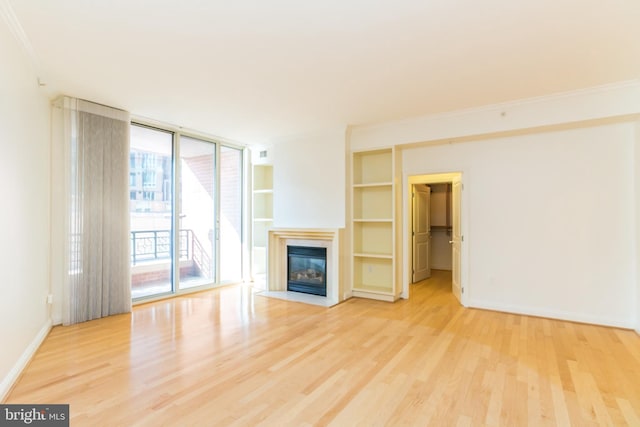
[
  {"x1": 412, "y1": 183, "x2": 455, "y2": 284},
  {"x1": 406, "y1": 173, "x2": 464, "y2": 305}
]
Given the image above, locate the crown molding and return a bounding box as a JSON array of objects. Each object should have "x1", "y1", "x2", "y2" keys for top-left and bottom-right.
[
  {"x1": 349, "y1": 79, "x2": 640, "y2": 149},
  {"x1": 353, "y1": 79, "x2": 640, "y2": 133},
  {"x1": 0, "y1": 0, "x2": 46, "y2": 85}
]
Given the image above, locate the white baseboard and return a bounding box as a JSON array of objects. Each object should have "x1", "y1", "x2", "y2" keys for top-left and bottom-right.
[
  {"x1": 51, "y1": 314, "x2": 62, "y2": 326},
  {"x1": 467, "y1": 299, "x2": 635, "y2": 329},
  {"x1": 0, "y1": 320, "x2": 52, "y2": 402}
]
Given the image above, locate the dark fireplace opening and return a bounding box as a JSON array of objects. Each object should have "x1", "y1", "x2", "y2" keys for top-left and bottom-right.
[{"x1": 287, "y1": 246, "x2": 327, "y2": 297}]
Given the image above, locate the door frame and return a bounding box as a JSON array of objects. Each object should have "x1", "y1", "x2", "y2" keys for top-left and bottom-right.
[
  {"x1": 404, "y1": 172, "x2": 467, "y2": 305},
  {"x1": 130, "y1": 120, "x2": 247, "y2": 304}
]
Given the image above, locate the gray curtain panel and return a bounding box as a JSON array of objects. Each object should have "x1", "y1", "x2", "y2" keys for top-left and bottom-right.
[{"x1": 62, "y1": 98, "x2": 132, "y2": 325}]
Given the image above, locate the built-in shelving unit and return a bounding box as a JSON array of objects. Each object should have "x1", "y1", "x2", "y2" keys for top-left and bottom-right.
[
  {"x1": 351, "y1": 148, "x2": 399, "y2": 301},
  {"x1": 252, "y1": 164, "x2": 273, "y2": 280}
]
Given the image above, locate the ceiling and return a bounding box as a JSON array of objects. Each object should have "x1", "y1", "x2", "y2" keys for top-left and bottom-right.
[{"x1": 7, "y1": 0, "x2": 640, "y2": 145}]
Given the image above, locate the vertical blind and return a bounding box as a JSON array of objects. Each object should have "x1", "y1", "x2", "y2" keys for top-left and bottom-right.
[{"x1": 55, "y1": 97, "x2": 132, "y2": 325}]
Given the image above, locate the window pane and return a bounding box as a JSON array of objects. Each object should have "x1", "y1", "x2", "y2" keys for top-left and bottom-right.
[
  {"x1": 179, "y1": 136, "x2": 216, "y2": 288},
  {"x1": 220, "y1": 146, "x2": 243, "y2": 282},
  {"x1": 130, "y1": 125, "x2": 174, "y2": 299}
]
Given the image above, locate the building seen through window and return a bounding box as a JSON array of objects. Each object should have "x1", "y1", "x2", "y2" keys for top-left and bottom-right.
[{"x1": 129, "y1": 152, "x2": 171, "y2": 212}]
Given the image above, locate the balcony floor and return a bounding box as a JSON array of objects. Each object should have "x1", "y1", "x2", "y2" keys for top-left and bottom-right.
[{"x1": 132, "y1": 275, "x2": 213, "y2": 299}]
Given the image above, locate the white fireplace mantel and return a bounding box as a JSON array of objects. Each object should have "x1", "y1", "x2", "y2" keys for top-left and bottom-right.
[{"x1": 267, "y1": 228, "x2": 343, "y2": 306}]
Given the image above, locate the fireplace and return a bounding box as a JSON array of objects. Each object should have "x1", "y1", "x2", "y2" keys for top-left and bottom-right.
[
  {"x1": 266, "y1": 228, "x2": 341, "y2": 307},
  {"x1": 287, "y1": 246, "x2": 327, "y2": 296}
]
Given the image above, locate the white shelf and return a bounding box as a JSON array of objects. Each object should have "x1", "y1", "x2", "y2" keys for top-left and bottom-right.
[
  {"x1": 353, "y1": 149, "x2": 393, "y2": 185},
  {"x1": 353, "y1": 185, "x2": 392, "y2": 219},
  {"x1": 253, "y1": 189, "x2": 273, "y2": 194},
  {"x1": 353, "y1": 253, "x2": 393, "y2": 259},
  {"x1": 352, "y1": 286, "x2": 393, "y2": 294},
  {"x1": 253, "y1": 192, "x2": 272, "y2": 221},
  {"x1": 253, "y1": 165, "x2": 273, "y2": 191},
  {"x1": 353, "y1": 221, "x2": 392, "y2": 256},
  {"x1": 352, "y1": 289, "x2": 396, "y2": 302},
  {"x1": 352, "y1": 256, "x2": 393, "y2": 294},
  {"x1": 353, "y1": 182, "x2": 393, "y2": 188}
]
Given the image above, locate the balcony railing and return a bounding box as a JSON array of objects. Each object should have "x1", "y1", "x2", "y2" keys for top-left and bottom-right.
[
  {"x1": 130, "y1": 229, "x2": 191, "y2": 265},
  {"x1": 130, "y1": 229, "x2": 212, "y2": 279},
  {"x1": 71, "y1": 229, "x2": 211, "y2": 280}
]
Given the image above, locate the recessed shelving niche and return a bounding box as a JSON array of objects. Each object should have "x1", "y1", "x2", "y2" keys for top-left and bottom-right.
[
  {"x1": 350, "y1": 148, "x2": 399, "y2": 302},
  {"x1": 252, "y1": 164, "x2": 273, "y2": 280}
]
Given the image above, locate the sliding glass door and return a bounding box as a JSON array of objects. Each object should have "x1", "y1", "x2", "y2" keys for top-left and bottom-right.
[
  {"x1": 129, "y1": 125, "x2": 174, "y2": 299},
  {"x1": 219, "y1": 146, "x2": 243, "y2": 282},
  {"x1": 179, "y1": 136, "x2": 216, "y2": 289},
  {"x1": 130, "y1": 124, "x2": 244, "y2": 300}
]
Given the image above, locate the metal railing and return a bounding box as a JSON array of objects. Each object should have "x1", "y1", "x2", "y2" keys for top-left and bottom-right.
[
  {"x1": 70, "y1": 229, "x2": 212, "y2": 279},
  {"x1": 130, "y1": 229, "x2": 191, "y2": 265},
  {"x1": 191, "y1": 233, "x2": 212, "y2": 279}
]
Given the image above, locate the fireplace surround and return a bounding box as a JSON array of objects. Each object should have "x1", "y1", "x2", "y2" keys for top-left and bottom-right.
[{"x1": 266, "y1": 228, "x2": 342, "y2": 306}]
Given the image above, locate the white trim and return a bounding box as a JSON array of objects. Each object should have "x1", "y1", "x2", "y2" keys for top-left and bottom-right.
[
  {"x1": 468, "y1": 299, "x2": 635, "y2": 330},
  {"x1": 0, "y1": 0, "x2": 44, "y2": 83},
  {"x1": 352, "y1": 290, "x2": 396, "y2": 302},
  {"x1": 0, "y1": 320, "x2": 52, "y2": 401},
  {"x1": 350, "y1": 80, "x2": 640, "y2": 150},
  {"x1": 353, "y1": 80, "x2": 640, "y2": 134}
]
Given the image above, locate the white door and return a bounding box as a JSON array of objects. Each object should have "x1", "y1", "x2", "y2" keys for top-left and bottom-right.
[
  {"x1": 412, "y1": 185, "x2": 431, "y2": 282},
  {"x1": 451, "y1": 179, "x2": 462, "y2": 302}
]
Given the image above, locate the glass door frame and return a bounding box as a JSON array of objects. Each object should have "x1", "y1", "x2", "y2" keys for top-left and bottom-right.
[
  {"x1": 131, "y1": 120, "x2": 247, "y2": 303},
  {"x1": 218, "y1": 144, "x2": 246, "y2": 284}
]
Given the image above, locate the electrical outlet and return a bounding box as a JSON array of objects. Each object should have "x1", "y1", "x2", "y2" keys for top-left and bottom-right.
[
  {"x1": 368, "y1": 265, "x2": 373, "y2": 273},
  {"x1": 47, "y1": 294, "x2": 53, "y2": 304}
]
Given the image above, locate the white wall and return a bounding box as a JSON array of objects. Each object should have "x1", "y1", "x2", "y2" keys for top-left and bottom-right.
[
  {"x1": 401, "y1": 124, "x2": 636, "y2": 327},
  {"x1": 273, "y1": 128, "x2": 346, "y2": 229},
  {"x1": 0, "y1": 22, "x2": 51, "y2": 399},
  {"x1": 350, "y1": 82, "x2": 640, "y2": 328},
  {"x1": 636, "y1": 122, "x2": 640, "y2": 334}
]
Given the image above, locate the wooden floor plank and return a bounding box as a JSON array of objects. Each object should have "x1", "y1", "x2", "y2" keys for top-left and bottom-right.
[{"x1": 5, "y1": 270, "x2": 640, "y2": 426}]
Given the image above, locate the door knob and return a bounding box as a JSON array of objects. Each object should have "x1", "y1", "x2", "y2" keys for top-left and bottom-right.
[{"x1": 449, "y1": 240, "x2": 454, "y2": 244}]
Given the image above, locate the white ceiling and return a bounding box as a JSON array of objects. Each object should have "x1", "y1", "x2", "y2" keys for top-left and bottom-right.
[{"x1": 7, "y1": 0, "x2": 640, "y2": 145}]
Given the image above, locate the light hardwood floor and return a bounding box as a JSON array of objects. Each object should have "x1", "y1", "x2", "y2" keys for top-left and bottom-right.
[{"x1": 6, "y1": 270, "x2": 640, "y2": 426}]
